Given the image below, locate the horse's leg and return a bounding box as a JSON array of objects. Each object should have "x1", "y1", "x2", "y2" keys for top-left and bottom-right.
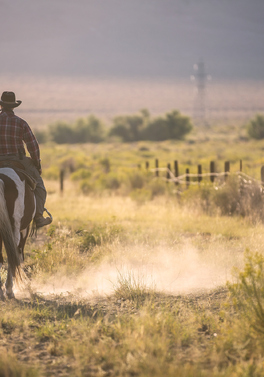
[
  {"x1": 6, "y1": 228, "x2": 29, "y2": 299},
  {"x1": 5, "y1": 265, "x2": 15, "y2": 299},
  {"x1": 18, "y1": 228, "x2": 29, "y2": 263},
  {"x1": 0, "y1": 237, "x2": 4, "y2": 300}
]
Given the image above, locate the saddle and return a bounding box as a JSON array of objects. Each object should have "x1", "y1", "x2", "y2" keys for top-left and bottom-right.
[{"x1": 0, "y1": 160, "x2": 37, "y2": 190}]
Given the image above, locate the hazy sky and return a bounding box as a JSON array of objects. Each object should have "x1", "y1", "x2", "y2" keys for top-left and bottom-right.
[{"x1": 0, "y1": 0, "x2": 263, "y2": 80}]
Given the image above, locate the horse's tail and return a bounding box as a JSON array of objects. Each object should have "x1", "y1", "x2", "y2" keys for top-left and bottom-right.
[{"x1": 0, "y1": 180, "x2": 22, "y2": 280}]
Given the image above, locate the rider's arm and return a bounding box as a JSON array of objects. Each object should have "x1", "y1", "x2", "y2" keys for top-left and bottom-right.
[{"x1": 22, "y1": 121, "x2": 41, "y2": 169}]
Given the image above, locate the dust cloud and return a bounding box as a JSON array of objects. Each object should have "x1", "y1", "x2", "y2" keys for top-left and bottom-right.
[{"x1": 16, "y1": 242, "x2": 241, "y2": 299}]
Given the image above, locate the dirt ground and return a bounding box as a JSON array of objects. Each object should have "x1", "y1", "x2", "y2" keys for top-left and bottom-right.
[{"x1": 0, "y1": 287, "x2": 228, "y2": 376}]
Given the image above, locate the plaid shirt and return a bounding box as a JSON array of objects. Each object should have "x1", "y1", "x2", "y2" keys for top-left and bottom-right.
[{"x1": 0, "y1": 109, "x2": 40, "y2": 162}]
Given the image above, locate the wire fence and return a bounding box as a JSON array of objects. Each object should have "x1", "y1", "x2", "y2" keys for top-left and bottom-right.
[
  {"x1": 151, "y1": 168, "x2": 263, "y2": 187},
  {"x1": 58, "y1": 159, "x2": 264, "y2": 194},
  {"x1": 140, "y1": 159, "x2": 264, "y2": 193}
]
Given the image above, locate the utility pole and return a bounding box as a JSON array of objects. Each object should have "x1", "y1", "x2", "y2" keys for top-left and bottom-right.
[{"x1": 191, "y1": 60, "x2": 211, "y2": 127}]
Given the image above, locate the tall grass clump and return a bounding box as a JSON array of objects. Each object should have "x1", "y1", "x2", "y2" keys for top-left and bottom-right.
[
  {"x1": 228, "y1": 250, "x2": 264, "y2": 334},
  {"x1": 212, "y1": 176, "x2": 241, "y2": 216},
  {"x1": 0, "y1": 352, "x2": 39, "y2": 377},
  {"x1": 181, "y1": 175, "x2": 264, "y2": 221},
  {"x1": 212, "y1": 250, "x2": 264, "y2": 372},
  {"x1": 79, "y1": 223, "x2": 125, "y2": 253},
  {"x1": 213, "y1": 176, "x2": 264, "y2": 219},
  {"x1": 113, "y1": 270, "x2": 156, "y2": 306}
]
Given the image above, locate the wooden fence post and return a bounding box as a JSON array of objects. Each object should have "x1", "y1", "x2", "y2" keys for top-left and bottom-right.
[
  {"x1": 60, "y1": 170, "x2": 64, "y2": 193},
  {"x1": 186, "y1": 168, "x2": 190, "y2": 189},
  {"x1": 261, "y1": 166, "x2": 264, "y2": 185},
  {"x1": 198, "y1": 164, "x2": 202, "y2": 184},
  {"x1": 224, "y1": 161, "x2": 230, "y2": 180},
  {"x1": 155, "y1": 159, "x2": 159, "y2": 177},
  {"x1": 174, "y1": 160, "x2": 179, "y2": 185},
  {"x1": 167, "y1": 163, "x2": 171, "y2": 183},
  {"x1": 145, "y1": 161, "x2": 149, "y2": 170},
  {"x1": 210, "y1": 161, "x2": 215, "y2": 183}
]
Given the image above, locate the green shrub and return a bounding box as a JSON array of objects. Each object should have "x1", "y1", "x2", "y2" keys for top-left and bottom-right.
[
  {"x1": 142, "y1": 110, "x2": 192, "y2": 141},
  {"x1": 213, "y1": 176, "x2": 240, "y2": 215},
  {"x1": 79, "y1": 224, "x2": 125, "y2": 252},
  {"x1": 228, "y1": 250, "x2": 264, "y2": 334},
  {"x1": 39, "y1": 110, "x2": 193, "y2": 144},
  {"x1": 108, "y1": 109, "x2": 192, "y2": 142},
  {"x1": 49, "y1": 121, "x2": 74, "y2": 144},
  {"x1": 107, "y1": 124, "x2": 129, "y2": 142},
  {"x1": 180, "y1": 185, "x2": 214, "y2": 215},
  {"x1": 48, "y1": 116, "x2": 105, "y2": 144},
  {"x1": 166, "y1": 110, "x2": 193, "y2": 139},
  {"x1": 80, "y1": 179, "x2": 94, "y2": 195},
  {"x1": 102, "y1": 172, "x2": 121, "y2": 190},
  {"x1": 142, "y1": 117, "x2": 169, "y2": 141},
  {"x1": 100, "y1": 157, "x2": 111, "y2": 173},
  {"x1": 71, "y1": 168, "x2": 91, "y2": 181},
  {"x1": 179, "y1": 175, "x2": 264, "y2": 219},
  {"x1": 130, "y1": 188, "x2": 152, "y2": 204},
  {"x1": 73, "y1": 115, "x2": 105, "y2": 143},
  {"x1": 239, "y1": 179, "x2": 264, "y2": 219},
  {"x1": 128, "y1": 172, "x2": 145, "y2": 189},
  {"x1": 109, "y1": 114, "x2": 145, "y2": 142},
  {"x1": 34, "y1": 129, "x2": 48, "y2": 144},
  {"x1": 42, "y1": 165, "x2": 60, "y2": 180},
  {"x1": 213, "y1": 175, "x2": 264, "y2": 218},
  {"x1": 147, "y1": 179, "x2": 166, "y2": 197},
  {"x1": 59, "y1": 156, "x2": 79, "y2": 172},
  {"x1": 247, "y1": 114, "x2": 264, "y2": 139}
]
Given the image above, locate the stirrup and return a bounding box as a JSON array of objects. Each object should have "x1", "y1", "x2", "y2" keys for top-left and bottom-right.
[
  {"x1": 44, "y1": 208, "x2": 53, "y2": 221},
  {"x1": 30, "y1": 208, "x2": 53, "y2": 235},
  {"x1": 35, "y1": 208, "x2": 53, "y2": 228},
  {"x1": 35, "y1": 216, "x2": 52, "y2": 228}
]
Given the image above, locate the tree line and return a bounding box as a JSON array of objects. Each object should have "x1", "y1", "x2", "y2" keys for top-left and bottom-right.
[{"x1": 35, "y1": 109, "x2": 193, "y2": 144}]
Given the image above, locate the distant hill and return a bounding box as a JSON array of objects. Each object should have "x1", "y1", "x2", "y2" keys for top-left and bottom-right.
[{"x1": 0, "y1": 0, "x2": 263, "y2": 80}]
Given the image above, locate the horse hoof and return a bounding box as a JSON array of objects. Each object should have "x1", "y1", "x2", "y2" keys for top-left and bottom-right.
[{"x1": 6, "y1": 292, "x2": 15, "y2": 299}]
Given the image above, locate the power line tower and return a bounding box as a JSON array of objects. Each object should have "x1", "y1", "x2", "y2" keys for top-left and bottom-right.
[{"x1": 191, "y1": 60, "x2": 211, "y2": 126}]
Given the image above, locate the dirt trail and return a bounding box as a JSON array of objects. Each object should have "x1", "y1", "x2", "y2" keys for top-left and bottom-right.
[
  {"x1": 0, "y1": 287, "x2": 228, "y2": 376},
  {"x1": 15, "y1": 243, "x2": 234, "y2": 302}
]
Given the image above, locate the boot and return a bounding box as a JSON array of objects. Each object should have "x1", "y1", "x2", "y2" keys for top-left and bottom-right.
[
  {"x1": 35, "y1": 208, "x2": 53, "y2": 228},
  {"x1": 33, "y1": 177, "x2": 52, "y2": 229},
  {"x1": 35, "y1": 216, "x2": 52, "y2": 228}
]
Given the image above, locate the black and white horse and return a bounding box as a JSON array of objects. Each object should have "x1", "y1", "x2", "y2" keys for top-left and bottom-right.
[{"x1": 0, "y1": 166, "x2": 36, "y2": 299}]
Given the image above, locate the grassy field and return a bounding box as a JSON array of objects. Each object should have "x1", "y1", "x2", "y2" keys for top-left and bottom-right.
[
  {"x1": 39, "y1": 124, "x2": 264, "y2": 185},
  {"x1": 2, "y1": 125, "x2": 264, "y2": 375}
]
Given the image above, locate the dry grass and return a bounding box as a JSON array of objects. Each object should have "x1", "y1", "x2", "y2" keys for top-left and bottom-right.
[
  {"x1": 2, "y1": 121, "x2": 264, "y2": 374},
  {"x1": 1, "y1": 187, "x2": 264, "y2": 375}
]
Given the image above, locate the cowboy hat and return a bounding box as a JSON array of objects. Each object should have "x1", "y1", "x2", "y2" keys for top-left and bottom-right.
[{"x1": 0, "y1": 91, "x2": 22, "y2": 108}]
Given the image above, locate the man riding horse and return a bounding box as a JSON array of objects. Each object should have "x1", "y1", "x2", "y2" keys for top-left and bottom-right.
[{"x1": 0, "y1": 91, "x2": 52, "y2": 228}]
